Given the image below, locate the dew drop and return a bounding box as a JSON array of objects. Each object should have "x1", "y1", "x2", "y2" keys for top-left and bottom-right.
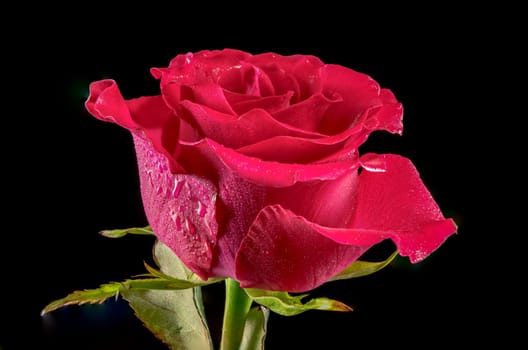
[
  {"x1": 174, "y1": 216, "x2": 181, "y2": 231},
  {"x1": 186, "y1": 220, "x2": 196, "y2": 235},
  {"x1": 172, "y1": 179, "x2": 184, "y2": 198},
  {"x1": 196, "y1": 201, "x2": 206, "y2": 217}
]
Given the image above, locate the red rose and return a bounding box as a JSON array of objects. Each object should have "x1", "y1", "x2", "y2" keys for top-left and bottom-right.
[{"x1": 86, "y1": 49, "x2": 456, "y2": 292}]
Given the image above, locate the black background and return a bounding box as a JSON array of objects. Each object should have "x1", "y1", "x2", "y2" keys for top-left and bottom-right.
[{"x1": 2, "y1": 6, "x2": 504, "y2": 349}]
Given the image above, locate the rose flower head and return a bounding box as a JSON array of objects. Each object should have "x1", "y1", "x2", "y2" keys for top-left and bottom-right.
[{"x1": 86, "y1": 49, "x2": 457, "y2": 292}]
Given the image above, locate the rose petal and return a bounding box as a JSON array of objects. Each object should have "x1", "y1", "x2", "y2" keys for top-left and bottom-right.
[
  {"x1": 236, "y1": 114, "x2": 382, "y2": 164},
  {"x1": 217, "y1": 62, "x2": 275, "y2": 97},
  {"x1": 229, "y1": 91, "x2": 294, "y2": 115},
  {"x1": 222, "y1": 89, "x2": 260, "y2": 106},
  {"x1": 265, "y1": 169, "x2": 359, "y2": 227},
  {"x1": 152, "y1": 49, "x2": 251, "y2": 115},
  {"x1": 178, "y1": 138, "x2": 362, "y2": 187},
  {"x1": 236, "y1": 136, "x2": 345, "y2": 163},
  {"x1": 319, "y1": 64, "x2": 403, "y2": 135},
  {"x1": 314, "y1": 154, "x2": 457, "y2": 263},
  {"x1": 247, "y1": 62, "x2": 302, "y2": 102},
  {"x1": 85, "y1": 80, "x2": 138, "y2": 129},
  {"x1": 133, "y1": 134, "x2": 219, "y2": 279},
  {"x1": 235, "y1": 205, "x2": 367, "y2": 292},
  {"x1": 341, "y1": 101, "x2": 404, "y2": 151},
  {"x1": 235, "y1": 154, "x2": 457, "y2": 291},
  {"x1": 248, "y1": 53, "x2": 324, "y2": 100},
  {"x1": 180, "y1": 101, "x2": 323, "y2": 149},
  {"x1": 151, "y1": 49, "x2": 251, "y2": 84},
  {"x1": 272, "y1": 92, "x2": 342, "y2": 132},
  {"x1": 190, "y1": 81, "x2": 236, "y2": 115},
  {"x1": 85, "y1": 79, "x2": 186, "y2": 172},
  {"x1": 209, "y1": 171, "x2": 266, "y2": 279},
  {"x1": 361, "y1": 94, "x2": 403, "y2": 135}
]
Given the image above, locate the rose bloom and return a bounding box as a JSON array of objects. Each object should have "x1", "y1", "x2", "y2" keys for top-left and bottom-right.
[{"x1": 86, "y1": 49, "x2": 456, "y2": 292}]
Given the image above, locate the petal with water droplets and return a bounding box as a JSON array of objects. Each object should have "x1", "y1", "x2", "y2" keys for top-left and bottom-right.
[{"x1": 133, "y1": 135, "x2": 219, "y2": 279}]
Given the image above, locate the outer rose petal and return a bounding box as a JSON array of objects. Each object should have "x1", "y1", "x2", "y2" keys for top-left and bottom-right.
[
  {"x1": 209, "y1": 171, "x2": 266, "y2": 279},
  {"x1": 235, "y1": 205, "x2": 367, "y2": 292},
  {"x1": 85, "y1": 80, "x2": 138, "y2": 129},
  {"x1": 133, "y1": 135, "x2": 218, "y2": 279},
  {"x1": 315, "y1": 154, "x2": 457, "y2": 263},
  {"x1": 236, "y1": 154, "x2": 456, "y2": 291},
  {"x1": 85, "y1": 79, "x2": 187, "y2": 173},
  {"x1": 265, "y1": 169, "x2": 359, "y2": 227}
]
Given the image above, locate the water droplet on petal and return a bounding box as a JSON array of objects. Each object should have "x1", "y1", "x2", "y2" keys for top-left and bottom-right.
[
  {"x1": 196, "y1": 201, "x2": 206, "y2": 217},
  {"x1": 174, "y1": 216, "x2": 181, "y2": 231},
  {"x1": 187, "y1": 220, "x2": 196, "y2": 235},
  {"x1": 173, "y1": 179, "x2": 184, "y2": 198}
]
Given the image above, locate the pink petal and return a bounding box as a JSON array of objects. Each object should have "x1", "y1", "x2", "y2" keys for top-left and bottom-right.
[
  {"x1": 334, "y1": 101, "x2": 404, "y2": 152},
  {"x1": 319, "y1": 64, "x2": 403, "y2": 135},
  {"x1": 315, "y1": 154, "x2": 457, "y2": 263},
  {"x1": 151, "y1": 49, "x2": 251, "y2": 84},
  {"x1": 85, "y1": 79, "x2": 186, "y2": 172},
  {"x1": 236, "y1": 136, "x2": 345, "y2": 163},
  {"x1": 235, "y1": 154, "x2": 456, "y2": 291},
  {"x1": 217, "y1": 62, "x2": 275, "y2": 97},
  {"x1": 151, "y1": 49, "x2": 251, "y2": 116},
  {"x1": 235, "y1": 124, "x2": 363, "y2": 163},
  {"x1": 85, "y1": 80, "x2": 138, "y2": 129},
  {"x1": 248, "y1": 53, "x2": 324, "y2": 100},
  {"x1": 235, "y1": 205, "x2": 367, "y2": 292},
  {"x1": 264, "y1": 170, "x2": 360, "y2": 227},
  {"x1": 361, "y1": 92, "x2": 403, "y2": 134},
  {"x1": 222, "y1": 89, "x2": 260, "y2": 106},
  {"x1": 133, "y1": 134, "x2": 219, "y2": 279},
  {"x1": 178, "y1": 138, "x2": 362, "y2": 187},
  {"x1": 209, "y1": 171, "x2": 266, "y2": 279},
  {"x1": 247, "y1": 62, "x2": 302, "y2": 102},
  {"x1": 272, "y1": 92, "x2": 342, "y2": 132},
  {"x1": 179, "y1": 101, "x2": 323, "y2": 149},
  {"x1": 190, "y1": 82, "x2": 236, "y2": 115},
  {"x1": 229, "y1": 91, "x2": 294, "y2": 115}
]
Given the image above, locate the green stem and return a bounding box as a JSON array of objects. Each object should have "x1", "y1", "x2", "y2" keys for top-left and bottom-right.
[{"x1": 220, "y1": 278, "x2": 253, "y2": 350}]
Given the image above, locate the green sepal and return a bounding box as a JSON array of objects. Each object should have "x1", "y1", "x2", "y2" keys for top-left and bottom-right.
[
  {"x1": 240, "y1": 306, "x2": 270, "y2": 350},
  {"x1": 329, "y1": 250, "x2": 399, "y2": 282},
  {"x1": 41, "y1": 283, "x2": 120, "y2": 315},
  {"x1": 244, "y1": 289, "x2": 352, "y2": 316},
  {"x1": 41, "y1": 278, "x2": 186, "y2": 315},
  {"x1": 99, "y1": 225, "x2": 153, "y2": 238},
  {"x1": 141, "y1": 261, "x2": 221, "y2": 288}
]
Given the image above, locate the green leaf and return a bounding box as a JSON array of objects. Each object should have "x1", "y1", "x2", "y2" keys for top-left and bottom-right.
[
  {"x1": 329, "y1": 250, "x2": 399, "y2": 282},
  {"x1": 240, "y1": 306, "x2": 269, "y2": 350},
  {"x1": 121, "y1": 287, "x2": 213, "y2": 350},
  {"x1": 119, "y1": 240, "x2": 215, "y2": 349},
  {"x1": 41, "y1": 283, "x2": 121, "y2": 315},
  {"x1": 244, "y1": 289, "x2": 352, "y2": 316},
  {"x1": 99, "y1": 225, "x2": 153, "y2": 238}
]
